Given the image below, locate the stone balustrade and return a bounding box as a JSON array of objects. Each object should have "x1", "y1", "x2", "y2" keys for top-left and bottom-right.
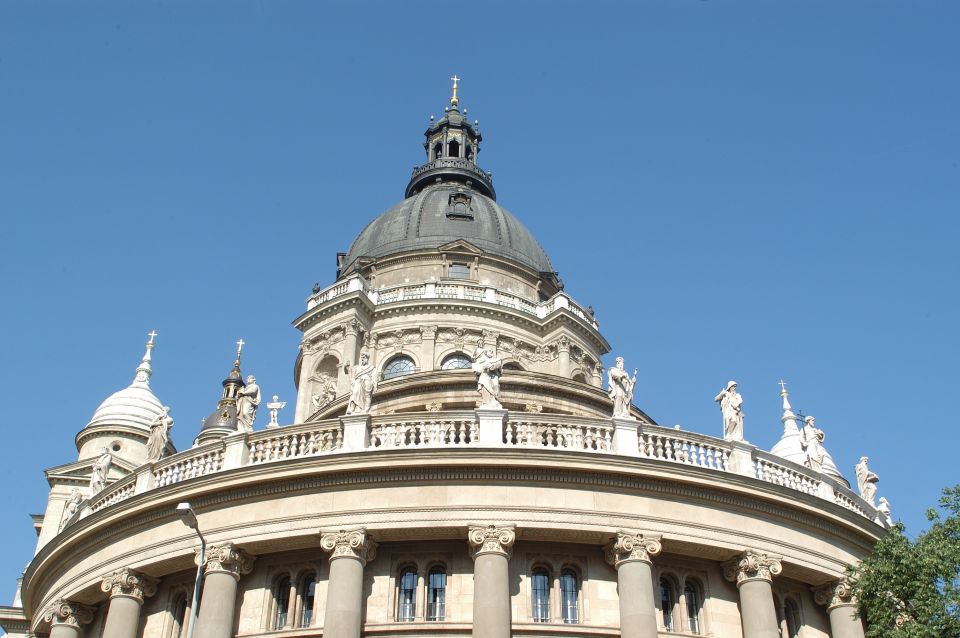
[
  {"x1": 73, "y1": 411, "x2": 877, "y2": 528},
  {"x1": 305, "y1": 275, "x2": 600, "y2": 329}
]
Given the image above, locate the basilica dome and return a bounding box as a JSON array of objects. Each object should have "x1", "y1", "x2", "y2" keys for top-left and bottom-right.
[
  {"x1": 85, "y1": 384, "x2": 163, "y2": 432},
  {"x1": 342, "y1": 183, "x2": 554, "y2": 275}
]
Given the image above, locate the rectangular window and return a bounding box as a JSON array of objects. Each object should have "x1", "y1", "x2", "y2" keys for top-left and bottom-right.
[{"x1": 427, "y1": 568, "x2": 446, "y2": 621}]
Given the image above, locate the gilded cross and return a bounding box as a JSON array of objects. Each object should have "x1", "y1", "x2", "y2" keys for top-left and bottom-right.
[
  {"x1": 236, "y1": 339, "x2": 245, "y2": 358},
  {"x1": 450, "y1": 75, "x2": 460, "y2": 106}
]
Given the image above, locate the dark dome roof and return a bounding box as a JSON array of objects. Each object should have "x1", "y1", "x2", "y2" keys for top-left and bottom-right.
[{"x1": 343, "y1": 184, "x2": 554, "y2": 274}]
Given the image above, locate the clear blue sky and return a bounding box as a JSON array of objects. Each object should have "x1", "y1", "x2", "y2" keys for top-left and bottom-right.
[{"x1": 1, "y1": 1, "x2": 958, "y2": 600}]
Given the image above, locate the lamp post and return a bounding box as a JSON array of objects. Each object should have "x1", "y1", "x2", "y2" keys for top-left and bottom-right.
[{"x1": 176, "y1": 502, "x2": 205, "y2": 638}]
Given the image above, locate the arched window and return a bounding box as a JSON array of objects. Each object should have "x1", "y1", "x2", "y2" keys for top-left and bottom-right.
[
  {"x1": 684, "y1": 581, "x2": 702, "y2": 634},
  {"x1": 531, "y1": 568, "x2": 550, "y2": 623},
  {"x1": 274, "y1": 576, "x2": 291, "y2": 630},
  {"x1": 299, "y1": 574, "x2": 316, "y2": 627},
  {"x1": 571, "y1": 372, "x2": 587, "y2": 383},
  {"x1": 383, "y1": 355, "x2": 416, "y2": 380},
  {"x1": 433, "y1": 142, "x2": 443, "y2": 160},
  {"x1": 448, "y1": 140, "x2": 460, "y2": 158},
  {"x1": 560, "y1": 569, "x2": 579, "y2": 624},
  {"x1": 660, "y1": 578, "x2": 676, "y2": 631},
  {"x1": 426, "y1": 566, "x2": 446, "y2": 621},
  {"x1": 170, "y1": 593, "x2": 188, "y2": 638},
  {"x1": 441, "y1": 353, "x2": 472, "y2": 370},
  {"x1": 503, "y1": 362, "x2": 524, "y2": 371},
  {"x1": 783, "y1": 599, "x2": 801, "y2": 638},
  {"x1": 397, "y1": 568, "x2": 417, "y2": 622}
]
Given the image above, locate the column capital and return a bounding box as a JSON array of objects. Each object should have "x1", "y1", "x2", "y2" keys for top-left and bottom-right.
[
  {"x1": 100, "y1": 568, "x2": 159, "y2": 603},
  {"x1": 603, "y1": 531, "x2": 662, "y2": 567},
  {"x1": 467, "y1": 525, "x2": 516, "y2": 559},
  {"x1": 723, "y1": 549, "x2": 783, "y2": 585},
  {"x1": 813, "y1": 575, "x2": 858, "y2": 610},
  {"x1": 196, "y1": 542, "x2": 255, "y2": 580},
  {"x1": 419, "y1": 325, "x2": 437, "y2": 340},
  {"x1": 42, "y1": 600, "x2": 95, "y2": 628},
  {"x1": 320, "y1": 528, "x2": 378, "y2": 564}
]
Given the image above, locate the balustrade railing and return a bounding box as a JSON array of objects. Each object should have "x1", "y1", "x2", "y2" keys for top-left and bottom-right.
[
  {"x1": 370, "y1": 412, "x2": 477, "y2": 448},
  {"x1": 77, "y1": 411, "x2": 876, "y2": 525},
  {"x1": 248, "y1": 421, "x2": 343, "y2": 463},
  {"x1": 153, "y1": 444, "x2": 224, "y2": 487},
  {"x1": 639, "y1": 427, "x2": 729, "y2": 471}
]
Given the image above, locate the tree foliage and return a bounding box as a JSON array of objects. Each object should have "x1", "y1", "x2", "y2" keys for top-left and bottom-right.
[{"x1": 853, "y1": 486, "x2": 960, "y2": 637}]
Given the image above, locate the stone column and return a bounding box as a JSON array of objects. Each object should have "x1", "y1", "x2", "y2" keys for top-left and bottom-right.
[
  {"x1": 467, "y1": 525, "x2": 516, "y2": 638},
  {"x1": 813, "y1": 577, "x2": 865, "y2": 638},
  {"x1": 100, "y1": 569, "x2": 159, "y2": 638},
  {"x1": 603, "y1": 531, "x2": 662, "y2": 638},
  {"x1": 195, "y1": 543, "x2": 255, "y2": 638},
  {"x1": 722, "y1": 550, "x2": 783, "y2": 638},
  {"x1": 557, "y1": 336, "x2": 571, "y2": 378},
  {"x1": 43, "y1": 601, "x2": 94, "y2": 638},
  {"x1": 320, "y1": 528, "x2": 378, "y2": 638},
  {"x1": 420, "y1": 326, "x2": 437, "y2": 372}
]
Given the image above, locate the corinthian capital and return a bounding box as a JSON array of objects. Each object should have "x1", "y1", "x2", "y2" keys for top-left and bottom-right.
[
  {"x1": 603, "y1": 531, "x2": 662, "y2": 568},
  {"x1": 100, "y1": 568, "x2": 159, "y2": 602},
  {"x1": 197, "y1": 542, "x2": 255, "y2": 580},
  {"x1": 723, "y1": 549, "x2": 783, "y2": 585},
  {"x1": 467, "y1": 525, "x2": 516, "y2": 559},
  {"x1": 813, "y1": 575, "x2": 858, "y2": 610},
  {"x1": 320, "y1": 528, "x2": 378, "y2": 564},
  {"x1": 42, "y1": 600, "x2": 95, "y2": 628}
]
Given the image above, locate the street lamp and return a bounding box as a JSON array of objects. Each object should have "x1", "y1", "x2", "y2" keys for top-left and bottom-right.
[{"x1": 176, "y1": 502, "x2": 205, "y2": 638}]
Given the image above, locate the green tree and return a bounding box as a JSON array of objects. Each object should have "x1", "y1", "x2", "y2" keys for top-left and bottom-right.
[{"x1": 852, "y1": 486, "x2": 960, "y2": 637}]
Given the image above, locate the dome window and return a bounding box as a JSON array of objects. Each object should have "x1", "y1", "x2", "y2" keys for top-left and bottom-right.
[
  {"x1": 446, "y1": 193, "x2": 474, "y2": 220},
  {"x1": 448, "y1": 139, "x2": 460, "y2": 158},
  {"x1": 441, "y1": 353, "x2": 472, "y2": 370},
  {"x1": 382, "y1": 355, "x2": 416, "y2": 380}
]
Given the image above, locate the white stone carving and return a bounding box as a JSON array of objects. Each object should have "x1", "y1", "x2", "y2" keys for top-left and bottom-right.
[
  {"x1": 607, "y1": 357, "x2": 637, "y2": 419},
  {"x1": 467, "y1": 525, "x2": 516, "y2": 558},
  {"x1": 266, "y1": 395, "x2": 286, "y2": 428},
  {"x1": 146, "y1": 406, "x2": 174, "y2": 462},
  {"x1": 878, "y1": 496, "x2": 893, "y2": 526},
  {"x1": 345, "y1": 353, "x2": 377, "y2": 415},
  {"x1": 197, "y1": 542, "x2": 255, "y2": 578},
  {"x1": 89, "y1": 448, "x2": 112, "y2": 494},
  {"x1": 714, "y1": 380, "x2": 745, "y2": 442},
  {"x1": 801, "y1": 415, "x2": 826, "y2": 472},
  {"x1": 311, "y1": 372, "x2": 337, "y2": 411},
  {"x1": 723, "y1": 549, "x2": 782, "y2": 584},
  {"x1": 471, "y1": 337, "x2": 503, "y2": 408},
  {"x1": 856, "y1": 456, "x2": 879, "y2": 506},
  {"x1": 100, "y1": 568, "x2": 159, "y2": 602},
  {"x1": 236, "y1": 375, "x2": 261, "y2": 432},
  {"x1": 812, "y1": 575, "x2": 857, "y2": 610},
  {"x1": 603, "y1": 531, "x2": 662, "y2": 567},
  {"x1": 320, "y1": 528, "x2": 378, "y2": 564},
  {"x1": 42, "y1": 600, "x2": 95, "y2": 628}
]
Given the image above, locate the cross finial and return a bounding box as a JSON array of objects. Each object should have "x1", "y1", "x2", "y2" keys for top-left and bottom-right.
[
  {"x1": 236, "y1": 339, "x2": 245, "y2": 359},
  {"x1": 778, "y1": 379, "x2": 788, "y2": 394},
  {"x1": 147, "y1": 330, "x2": 158, "y2": 346},
  {"x1": 450, "y1": 75, "x2": 460, "y2": 107}
]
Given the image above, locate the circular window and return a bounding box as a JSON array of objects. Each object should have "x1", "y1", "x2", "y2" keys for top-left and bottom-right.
[
  {"x1": 382, "y1": 355, "x2": 416, "y2": 380},
  {"x1": 111, "y1": 441, "x2": 122, "y2": 453},
  {"x1": 441, "y1": 353, "x2": 472, "y2": 370}
]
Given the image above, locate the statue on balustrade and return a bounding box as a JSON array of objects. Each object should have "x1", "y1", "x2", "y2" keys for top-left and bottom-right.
[
  {"x1": 146, "y1": 406, "x2": 174, "y2": 462},
  {"x1": 607, "y1": 356, "x2": 637, "y2": 418},
  {"x1": 345, "y1": 353, "x2": 377, "y2": 414},
  {"x1": 856, "y1": 456, "x2": 879, "y2": 506},
  {"x1": 236, "y1": 375, "x2": 261, "y2": 432},
  {"x1": 89, "y1": 448, "x2": 112, "y2": 494},
  {"x1": 877, "y1": 496, "x2": 893, "y2": 526},
  {"x1": 801, "y1": 415, "x2": 826, "y2": 472},
  {"x1": 472, "y1": 337, "x2": 503, "y2": 408},
  {"x1": 311, "y1": 372, "x2": 337, "y2": 411},
  {"x1": 714, "y1": 380, "x2": 745, "y2": 442}
]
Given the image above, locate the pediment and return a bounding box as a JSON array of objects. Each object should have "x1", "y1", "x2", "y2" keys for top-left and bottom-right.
[
  {"x1": 437, "y1": 239, "x2": 483, "y2": 255},
  {"x1": 45, "y1": 455, "x2": 138, "y2": 486}
]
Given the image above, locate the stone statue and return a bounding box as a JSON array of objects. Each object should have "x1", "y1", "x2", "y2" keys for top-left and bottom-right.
[
  {"x1": 607, "y1": 356, "x2": 637, "y2": 418},
  {"x1": 714, "y1": 380, "x2": 745, "y2": 442},
  {"x1": 89, "y1": 448, "x2": 112, "y2": 494},
  {"x1": 146, "y1": 406, "x2": 174, "y2": 462},
  {"x1": 236, "y1": 375, "x2": 261, "y2": 432},
  {"x1": 266, "y1": 395, "x2": 286, "y2": 428},
  {"x1": 856, "y1": 456, "x2": 879, "y2": 506},
  {"x1": 345, "y1": 353, "x2": 377, "y2": 415},
  {"x1": 311, "y1": 373, "x2": 337, "y2": 411},
  {"x1": 471, "y1": 337, "x2": 503, "y2": 408},
  {"x1": 800, "y1": 415, "x2": 826, "y2": 472},
  {"x1": 877, "y1": 497, "x2": 893, "y2": 526},
  {"x1": 59, "y1": 489, "x2": 84, "y2": 530}
]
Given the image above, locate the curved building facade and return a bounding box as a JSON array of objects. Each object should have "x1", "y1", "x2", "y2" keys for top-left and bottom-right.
[{"x1": 0, "y1": 84, "x2": 880, "y2": 638}]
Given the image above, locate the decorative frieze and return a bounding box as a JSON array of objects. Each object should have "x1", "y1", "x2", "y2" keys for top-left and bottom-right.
[
  {"x1": 467, "y1": 525, "x2": 516, "y2": 559},
  {"x1": 603, "y1": 531, "x2": 662, "y2": 567},
  {"x1": 42, "y1": 600, "x2": 95, "y2": 628},
  {"x1": 812, "y1": 575, "x2": 857, "y2": 610},
  {"x1": 320, "y1": 528, "x2": 378, "y2": 564},
  {"x1": 100, "y1": 568, "x2": 159, "y2": 602},
  {"x1": 197, "y1": 542, "x2": 255, "y2": 579},
  {"x1": 723, "y1": 549, "x2": 783, "y2": 584}
]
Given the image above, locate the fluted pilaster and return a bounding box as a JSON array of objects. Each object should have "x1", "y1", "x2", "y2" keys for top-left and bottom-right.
[{"x1": 604, "y1": 531, "x2": 661, "y2": 638}]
